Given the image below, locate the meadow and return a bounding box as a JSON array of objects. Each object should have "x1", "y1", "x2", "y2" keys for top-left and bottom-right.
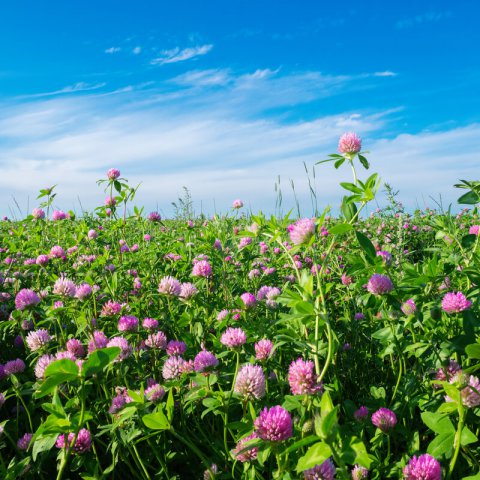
[{"x1": 0, "y1": 133, "x2": 479, "y2": 479}]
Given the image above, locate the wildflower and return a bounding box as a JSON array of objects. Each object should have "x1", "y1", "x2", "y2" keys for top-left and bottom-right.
[
  {"x1": 194, "y1": 350, "x2": 219, "y2": 373},
  {"x1": 240, "y1": 292, "x2": 257, "y2": 309},
  {"x1": 25, "y1": 329, "x2": 51, "y2": 352},
  {"x1": 106, "y1": 337, "x2": 132, "y2": 361},
  {"x1": 105, "y1": 197, "x2": 116, "y2": 207},
  {"x1": 75, "y1": 283, "x2": 92, "y2": 300},
  {"x1": 4, "y1": 358, "x2": 26, "y2": 375},
  {"x1": 221, "y1": 327, "x2": 247, "y2": 349},
  {"x1": 52, "y1": 210, "x2": 67, "y2": 221},
  {"x1": 469, "y1": 225, "x2": 479, "y2": 236},
  {"x1": 239, "y1": 237, "x2": 253, "y2": 249},
  {"x1": 403, "y1": 454, "x2": 441, "y2": 480},
  {"x1": 434, "y1": 360, "x2": 461, "y2": 385},
  {"x1": 234, "y1": 364, "x2": 266, "y2": 400},
  {"x1": 354, "y1": 406, "x2": 369, "y2": 421},
  {"x1": 303, "y1": 458, "x2": 336, "y2": 479},
  {"x1": 117, "y1": 315, "x2": 139, "y2": 332},
  {"x1": 401, "y1": 299, "x2": 417, "y2": 316},
  {"x1": 180, "y1": 282, "x2": 198, "y2": 299},
  {"x1": 147, "y1": 211, "x2": 161, "y2": 222},
  {"x1": 49, "y1": 245, "x2": 65, "y2": 258},
  {"x1": 351, "y1": 465, "x2": 369, "y2": 479},
  {"x1": 163, "y1": 356, "x2": 185, "y2": 380},
  {"x1": 145, "y1": 383, "x2": 166, "y2": 403},
  {"x1": 371, "y1": 407, "x2": 397, "y2": 432},
  {"x1": 441, "y1": 292, "x2": 472, "y2": 314},
  {"x1": 142, "y1": 317, "x2": 158, "y2": 330},
  {"x1": 107, "y1": 168, "x2": 120, "y2": 180},
  {"x1": 15, "y1": 289, "x2": 41, "y2": 310},
  {"x1": 53, "y1": 275, "x2": 77, "y2": 297},
  {"x1": 376, "y1": 250, "x2": 393, "y2": 266},
  {"x1": 166, "y1": 340, "x2": 187, "y2": 356},
  {"x1": 35, "y1": 354, "x2": 55, "y2": 379},
  {"x1": 338, "y1": 132, "x2": 362, "y2": 155},
  {"x1": 446, "y1": 372, "x2": 480, "y2": 408},
  {"x1": 66, "y1": 338, "x2": 85, "y2": 358},
  {"x1": 288, "y1": 358, "x2": 323, "y2": 395},
  {"x1": 158, "y1": 276, "x2": 182, "y2": 296},
  {"x1": 88, "y1": 330, "x2": 108, "y2": 353},
  {"x1": 145, "y1": 331, "x2": 167, "y2": 349},
  {"x1": 233, "y1": 199, "x2": 244, "y2": 209},
  {"x1": 32, "y1": 208, "x2": 45, "y2": 219},
  {"x1": 255, "y1": 339, "x2": 274, "y2": 361},
  {"x1": 17, "y1": 433, "x2": 33, "y2": 450},
  {"x1": 36, "y1": 254, "x2": 49, "y2": 266},
  {"x1": 254, "y1": 405, "x2": 293, "y2": 441},
  {"x1": 192, "y1": 260, "x2": 213, "y2": 278},
  {"x1": 287, "y1": 218, "x2": 316, "y2": 245},
  {"x1": 56, "y1": 428, "x2": 92, "y2": 454},
  {"x1": 100, "y1": 300, "x2": 122, "y2": 317},
  {"x1": 366, "y1": 274, "x2": 394, "y2": 295},
  {"x1": 232, "y1": 432, "x2": 258, "y2": 462}
]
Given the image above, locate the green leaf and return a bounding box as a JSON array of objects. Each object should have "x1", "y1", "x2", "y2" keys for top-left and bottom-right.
[
  {"x1": 296, "y1": 442, "x2": 332, "y2": 472},
  {"x1": 341, "y1": 435, "x2": 372, "y2": 468},
  {"x1": 372, "y1": 326, "x2": 394, "y2": 342},
  {"x1": 427, "y1": 432, "x2": 454, "y2": 457},
  {"x1": 166, "y1": 389, "x2": 174, "y2": 422},
  {"x1": 286, "y1": 435, "x2": 320, "y2": 454},
  {"x1": 329, "y1": 223, "x2": 353, "y2": 235},
  {"x1": 461, "y1": 234, "x2": 477, "y2": 249},
  {"x1": 142, "y1": 409, "x2": 170, "y2": 430},
  {"x1": 82, "y1": 347, "x2": 121, "y2": 377},
  {"x1": 466, "y1": 344, "x2": 480, "y2": 360},
  {"x1": 355, "y1": 231, "x2": 376, "y2": 260},
  {"x1": 32, "y1": 434, "x2": 58, "y2": 461},
  {"x1": 341, "y1": 197, "x2": 358, "y2": 222},
  {"x1": 458, "y1": 190, "x2": 480, "y2": 205},
  {"x1": 420, "y1": 412, "x2": 454, "y2": 436},
  {"x1": 334, "y1": 158, "x2": 346, "y2": 169},
  {"x1": 44, "y1": 359, "x2": 79, "y2": 378},
  {"x1": 340, "y1": 182, "x2": 363, "y2": 194},
  {"x1": 358, "y1": 154, "x2": 369, "y2": 169},
  {"x1": 461, "y1": 426, "x2": 478, "y2": 446},
  {"x1": 463, "y1": 473, "x2": 480, "y2": 480}
]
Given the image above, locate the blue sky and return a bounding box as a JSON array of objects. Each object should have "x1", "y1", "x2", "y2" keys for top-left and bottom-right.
[{"x1": 0, "y1": 0, "x2": 479, "y2": 218}]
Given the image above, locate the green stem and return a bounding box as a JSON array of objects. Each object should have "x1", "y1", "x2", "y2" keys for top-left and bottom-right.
[
  {"x1": 448, "y1": 403, "x2": 465, "y2": 479},
  {"x1": 224, "y1": 351, "x2": 240, "y2": 455}
]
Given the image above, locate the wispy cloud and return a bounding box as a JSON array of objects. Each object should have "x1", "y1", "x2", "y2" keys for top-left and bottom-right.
[
  {"x1": 133, "y1": 46, "x2": 142, "y2": 55},
  {"x1": 374, "y1": 71, "x2": 397, "y2": 77},
  {"x1": 105, "y1": 47, "x2": 121, "y2": 54},
  {"x1": 396, "y1": 11, "x2": 452, "y2": 29},
  {"x1": 16, "y1": 82, "x2": 106, "y2": 99},
  {"x1": 151, "y1": 44, "x2": 213, "y2": 65}
]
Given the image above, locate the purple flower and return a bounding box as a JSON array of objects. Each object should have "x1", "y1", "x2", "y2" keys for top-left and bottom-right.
[
  {"x1": 376, "y1": 250, "x2": 392, "y2": 266},
  {"x1": 234, "y1": 364, "x2": 266, "y2": 400},
  {"x1": 117, "y1": 315, "x2": 139, "y2": 332},
  {"x1": 239, "y1": 237, "x2": 253, "y2": 249},
  {"x1": 366, "y1": 274, "x2": 394, "y2": 295},
  {"x1": 469, "y1": 225, "x2": 479, "y2": 236},
  {"x1": 142, "y1": 317, "x2": 159, "y2": 330},
  {"x1": 158, "y1": 276, "x2": 182, "y2": 296},
  {"x1": 147, "y1": 211, "x2": 161, "y2": 222},
  {"x1": 221, "y1": 327, "x2": 247, "y2": 349},
  {"x1": 17, "y1": 433, "x2": 33, "y2": 450},
  {"x1": 49, "y1": 245, "x2": 65, "y2": 258},
  {"x1": 4, "y1": 358, "x2": 26, "y2": 376},
  {"x1": 434, "y1": 360, "x2": 461, "y2": 385},
  {"x1": 233, "y1": 199, "x2": 244, "y2": 209},
  {"x1": 371, "y1": 407, "x2": 397, "y2": 432},
  {"x1": 254, "y1": 405, "x2": 292, "y2": 441},
  {"x1": 354, "y1": 312, "x2": 365, "y2": 320},
  {"x1": 240, "y1": 292, "x2": 257, "y2": 309},
  {"x1": 26, "y1": 329, "x2": 51, "y2": 351},
  {"x1": 303, "y1": 458, "x2": 336, "y2": 480},
  {"x1": 180, "y1": 282, "x2": 198, "y2": 299},
  {"x1": 100, "y1": 300, "x2": 122, "y2": 317},
  {"x1": 145, "y1": 331, "x2": 167, "y2": 350},
  {"x1": 446, "y1": 373, "x2": 480, "y2": 408},
  {"x1": 36, "y1": 254, "x2": 49, "y2": 266},
  {"x1": 106, "y1": 337, "x2": 132, "y2": 361},
  {"x1": 288, "y1": 358, "x2": 322, "y2": 395},
  {"x1": 232, "y1": 432, "x2": 258, "y2": 462},
  {"x1": 35, "y1": 354, "x2": 55, "y2": 379},
  {"x1": 351, "y1": 465, "x2": 369, "y2": 479},
  {"x1": 354, "y1": 406, "x2": 369, "y2": 421},
  {"x1": 32, "y1": 208, "x2": 45, "y2": 219},
  {"x1": 192, "y1": 260, "x2": 213, "y2": 278},
  {"x1": 52, "y1": 210, "x2": 67, "y2": 221},
  {"x1": 166, "y1": 340, "x2": 187, "y2": 356},
  {"x1": 15, "y1": 288, "x2": 40, "y2": 310},
  {"x1": 145, "y1": 383, "x2": 166, "y2": 403},
  {"x1": 163, "y1": 356, "x2": 185, "y2": 380},
  {"x1": 66, "y1": 338, "x2": 85, "y2": 358},
  {"x1": 88, "y1": 330, "x2": 109, "y2": 353},
  {"x1": 75, "y1": 283, "x2": 92, "y2": 300},
  {"x1": 338, "y1": 132, "x2": 362, "y2": 155},
  {"x1": 403, "y1": 454, "x2": 441, "y2": 480},
  {"x1": 441, "y1": 291, "x2": 472, "y2": 314},
  {"x1": 56, "y1": 428, "x2": 92, "y2": 454},
  {"x1": 109, "y1": 389, "x2": 132, "y2": 414},
  {"x1": 287, "y1": 218, "x2": 316, "y2": 245},
  {"x1": 107, "y1": 168, "x2": 120, "y2": 180},
  {"x1": 194, "y1": 350, "x2": 219, "y2": 373},
  {"x1": 401, "y1": 299, "x2": 417, "y2": 316},
  {"x1": 255, "y1": 339, "x2": 274, "y2": 361},
  {"x1": 53, "y1": 275, "x2": 77, "y2": 297}
]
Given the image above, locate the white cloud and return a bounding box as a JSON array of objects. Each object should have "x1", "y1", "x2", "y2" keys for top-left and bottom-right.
[
  {"x1": 105, "y1": 47, "x2": 121, "y2": 54},
  {"x1": 133, "y1": 46, "x2": 142, "y2": 55},
  {"x1": 151, "y1": 44, "x2": 213, "y2": 65},
  {"x1": 374, "y1": 71, "x2": 397, "y2": 77},
  {"x1": 396, "y1": 11, "x2": 451, "y2": 29},
  {"x1": 15, "y1": 82, "x2": 106, "y2": 100}
]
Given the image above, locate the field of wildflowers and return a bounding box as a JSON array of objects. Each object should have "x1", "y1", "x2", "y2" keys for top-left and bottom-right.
[{"x1": 0, "y1": 134, "x2": 479, "y2": 479}]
